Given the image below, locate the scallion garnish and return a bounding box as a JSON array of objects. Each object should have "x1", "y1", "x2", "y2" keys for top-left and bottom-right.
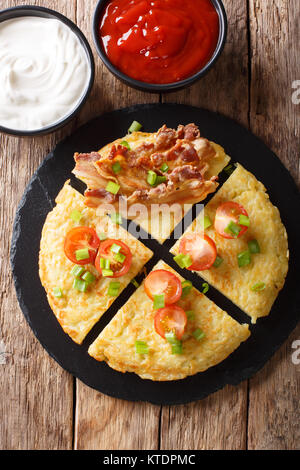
[
  {"x1": 102, "y1": 269, "x2": 114, "y2": 277},
  {"x1": 202, "y1": 282, "x2": 209, "y2": 294},
  {"x1": 251, "y1": 282, "x2": 266, "y2": 292},
  {"x1": 224, "y1": 220, "x2": 242, "y2": 238},
  {"x1": 73, "y1": 278, "x2": 88, "y2": 293},
  {"x1": 120, "y1": 140, "x2": 131, "y2": 150},
  {"x1": 248, "y1": 239, "x2": 260, "y2": 254},
  {"x1": 53, "y1": 287, "x2": 63, "y2": 298},
  {"x1": 213, "y1": 256, "x2": 224, "y2": 268},
  {"x1": 192, "y1": 328, "x2": 205, "y2": 341},
  {"x1": 70, "y1": 265, "x2": 85, "y2": 278},
  {"x1": 110, "y1": 212, "x2": 122, "y2": 225},
  {"x1": 155, "y1": 175, "x2": 167, "y2": 185},
  {"x1": 82, "y1": 271, "x2": 96, "y2": 284},
  {"x1": 237, "y1": 250, "x2": 251, "y2": 267},
  {"x1": 153, "y1": 294, "x2": 165, "y2": 310},
  {"x1": 75, "y1": 248, "x2": 89, "y2": 261},
  {"x1": 201, "y1": 215, "x2": 212, "y2": 230},
  {"x1": 239, "y1": 214, "x2": 250, "y2": 227},
  {"x1": 70, "y1": 210, "x2": 82, "y2": 223},
  {"x1": 112, "y1": 162, "x2": 122, "y2": 174},
  {"x1": 106, "y1": 181, "x2": 120, "y2": 195},
  {"x1": 128, "y1": 120, "x2": 142, "y2": 133},
  {"x1": 135, "y1": 340, "x2": 149, "y2": 355},
  {"x1": 114, "y1": 252, "x2": 126, "y2": 263},
  {"x1": 186, "y1": 310, "x2": 195, "y2": 321},
  {"x1": 165, "y1": 331, "x2": 182, "y2": 354},
  {"x1": 173, "y1": 253, "x2": 193, "y2": 269},
  {"x1": 110, "y1": 243, "x2": 121, "y2": 254},
  {"x1": 181, "y1": 280, "x2": 193, "y2": 297},
  {"x1": 160, "y1": 163, "x2": 169, "y2": 173},
  {"x1": 100, "y1": 258, "x2": 110, "y2": 269},
  {"x1": 171, "y1": 343, "x2": 183, "y2": 355},
  {"x1": 108, "y1": 281, "x2": 120, "y2": 296},
  {"x1": 147, "y1": 170, "x2": 157, "y2": 186}
]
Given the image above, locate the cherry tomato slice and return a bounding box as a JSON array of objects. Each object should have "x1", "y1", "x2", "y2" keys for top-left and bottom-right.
[
  {"x1": 179, "y1": 233, "x2": 217, "y2": 271},
  {"x1": 64, "y1": 227, "x2": 100, "y2": 265},
  {"x1": 144, "y1": 270, "x2": 182, "y2": 305},
  {"x1": 154, "y1": 305, "x2": 187, "y2": 340},
  {"x1": 95, "y1": 239, "x2": 132, "y2": 278},
  {"x1": 214, "y1": 201, "x2": 249, "y2": 239}
]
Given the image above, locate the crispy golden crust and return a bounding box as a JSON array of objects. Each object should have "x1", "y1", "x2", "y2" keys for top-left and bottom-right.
[
  {"x1": 171, "y1": 164, "x2": 289, "y2": 323},
  {"x1": 88, "y1": 261, "x2": 250, "y2": 381},
  {"x1": 39, "y1": 182, "x2": 153, "y2": 344}
]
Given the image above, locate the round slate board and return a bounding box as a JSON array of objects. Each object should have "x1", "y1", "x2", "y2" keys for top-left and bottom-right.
[{"x1": 10, "y1": 103, "x2": 300, "y2": 405}]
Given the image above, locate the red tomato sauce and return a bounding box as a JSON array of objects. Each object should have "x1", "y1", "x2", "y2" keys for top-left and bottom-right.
[{"x1": 99, "y1": 0, "x2": 220, "y2": 84}]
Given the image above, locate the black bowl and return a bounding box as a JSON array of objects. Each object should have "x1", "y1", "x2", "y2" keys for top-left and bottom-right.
[
  {"x1": 92, "y1": 0, "x2": 227, "y2": 93},
  {"x1": 0, "y1": 5, "x2": 95, "y2": 137}
]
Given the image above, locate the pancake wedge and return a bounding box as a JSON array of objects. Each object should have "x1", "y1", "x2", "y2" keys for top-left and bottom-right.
[
  {"x1": 171, "y1": 164, "x2": 289, "y2": 323},
  {"x1": 88, "y1": 260, "x2": 250, "y2": 381},
  {"x1": 73, "y1": 124, "x2": 230, "y2": 243},
  {"x1": 39, "y1": 182, "x2": 153, "y2": 344}
]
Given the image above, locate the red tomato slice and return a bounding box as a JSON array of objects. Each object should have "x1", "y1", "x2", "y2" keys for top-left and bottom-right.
[
  {"x1": 144, "y1": 270, "x2": 182, "y2": 305},
  {"x1": 95, "y1": 239, "x2": 132, "y2": 278},
  {"x1": 154, "y1": 305, "x2": 187, "y2": 340},
  {"x1": 64, "y1": 227, "x2": 100, "y2": 265},
  {"x1": 179, "y1": 233, "x2": 217, "y2": 271},
  {"x1": 214, "y1": 201, "x2": 249, "y2": 239}
]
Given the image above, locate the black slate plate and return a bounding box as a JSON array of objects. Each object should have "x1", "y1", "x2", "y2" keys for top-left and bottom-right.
[{"x1": 10, "y1": 104, "x2": 300, "y2": 405}]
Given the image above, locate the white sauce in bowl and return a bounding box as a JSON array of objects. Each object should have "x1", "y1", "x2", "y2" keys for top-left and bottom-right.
[{"x1": 0, "y1": 16, "x2": 91, "y2": 132}]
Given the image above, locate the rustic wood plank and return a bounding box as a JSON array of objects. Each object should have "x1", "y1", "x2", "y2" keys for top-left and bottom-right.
[
  {"x1": 74, "y1": 0, "x2": 161, "y2": 450},
  {"x1": 161, "y1": 0, "x2": 250, "y2": 450},
  {"x1": 0, "y1": 0, "x2": 78, "y2": 450},
  {"x1": 247, "y1": 0, "x2": 300, "y2": 450}
]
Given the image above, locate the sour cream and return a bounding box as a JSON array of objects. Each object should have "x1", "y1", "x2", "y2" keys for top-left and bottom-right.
[{"x1": 0, "y1": 16, "x2": 91, "y2": 131}]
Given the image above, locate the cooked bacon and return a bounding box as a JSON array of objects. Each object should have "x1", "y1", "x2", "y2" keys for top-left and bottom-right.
[{"x1": 72, "y1": 123, "x2": 219, "y2": 212}]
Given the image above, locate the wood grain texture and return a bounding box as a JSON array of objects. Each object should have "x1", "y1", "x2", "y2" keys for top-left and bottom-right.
[
  {"x1": 160, "y1": 0, "x2": 250, "y2": 450},
  {"x1": 0, "y1": 0, "x2": 77, "y2": 450},
  {"x1": 73, "y1": 0, "x2": 160, "y2": 451},
  {"x1": 247, "y1": 0, "x2": 300, "y2": 450}
]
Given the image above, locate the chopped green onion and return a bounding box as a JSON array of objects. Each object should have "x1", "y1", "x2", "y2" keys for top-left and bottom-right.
[
  {"x1": 110, "y1": 243, "x2": 121, "y2": 254},
  {"x1": 251, "y1": 282, "x2": 266, "y2": 292},
  {"x1": 224, "y1": 220, "x2": 242, "y2": 238},
  {"x1": 135, "y1": 340, "x2": 149, "y2": 355},
  {"x1": 108, "y1": 281, "x2": 120, "y2": 296},
  {"x1": 186, "y1": 310, "x2": 195, "y2": 321},
  {"x1": 128, "y1": 120, "x2": 142, "y2": 133},
  {"x1": 53, "y1": 287, "x2": 63, "y2": 298},
  {"x1": 155, "y1": 175, "x2": 167, "y2": 185},
  {"x1": 106, "y1": 181, "x2": 120, "y2": 195},
  {"x1": 237, "y1": 250, "x2": 251, "y2": 267},
  {"x1": 181, "y1": 280, "x2": 193, "y2": 297},
  {"x1": 192, "y1": 328, "x2": 205, "y2": 341},
  {"x1": 202, "y1": 282, "x2": 209, "y2": 294},
  {"x1": 223, "y1": 164, "x2": 235, "y2": 176},
  {"x1": 201, "y1": 215, "x2": 212, "y2": 230},
  {"x1": 114, "y1": 252, "x2": 126, "y2": 263},
  {"x1": 160, "y1": 163, "x2": 169, "y2": 172},
  {"x1": 75, "y1": 248, "x2": 89, "y2": 261},
  {"x1": 70, "y1": 210, "x2": 82, "y2": 223},
  {"x1": 102, "y1": 269, "x2": 114, "y2": 277},
  {"x1": 112, "y1": 162, "x2": 122, "y2": 174},
  {"x1": 100, "y1": 258, "x2": 110, "y2": 269},
  {"x1": 165, "y1": 332, "x2": 182, "y2": 354},
  {"x1": 73, "y1": 278, "x2": 88, "y2": 293},
  {"x1": 171, "y1": 343, "x2": 183, "y2": 355},
  {"x1": 82, "y1": 271, "x2": 96, "y2": 284},
  {"x1": 131, "y1": 279, "x2": 139, "y2": 288},
  {"x1": 248, "y1": 239, "x2": 260, "y2": 254},
  {"x1": 120, "y1": 140, "x2": 131, "y2": 150},
  {"x1": 173, "y1": 253, "x2": 193, "y2": 269},
  {"x1": 153, "y1": 294, "x2": 165, "y2": 310},
  {"x1": 70, "y1": 265, "x2": 85, "y2": 278},
  {"x1": 110, "y1": 212, "x2": 122, "y2": 225},
  {"x1": 239, "y1": 214, "x2": 250, "y2": 227},
  {"x1": 147, "y1": 170, "x2": 157, "y2": 186},
  {"x1": 99, "y1": 232, "x2": 107, "y2": 241},
  {"x1": 213, "y1": 256, "x2": 224, "y2": 268}
]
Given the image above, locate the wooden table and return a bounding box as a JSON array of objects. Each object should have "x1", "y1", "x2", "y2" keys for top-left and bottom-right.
[{"x1": 0, "y1": 0, "x2": 299, "y2": 450}]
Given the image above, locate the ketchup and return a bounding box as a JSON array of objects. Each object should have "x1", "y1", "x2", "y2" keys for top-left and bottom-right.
[{"x1": 99, "y1": 0, "x2": 220, "y2": 84}]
